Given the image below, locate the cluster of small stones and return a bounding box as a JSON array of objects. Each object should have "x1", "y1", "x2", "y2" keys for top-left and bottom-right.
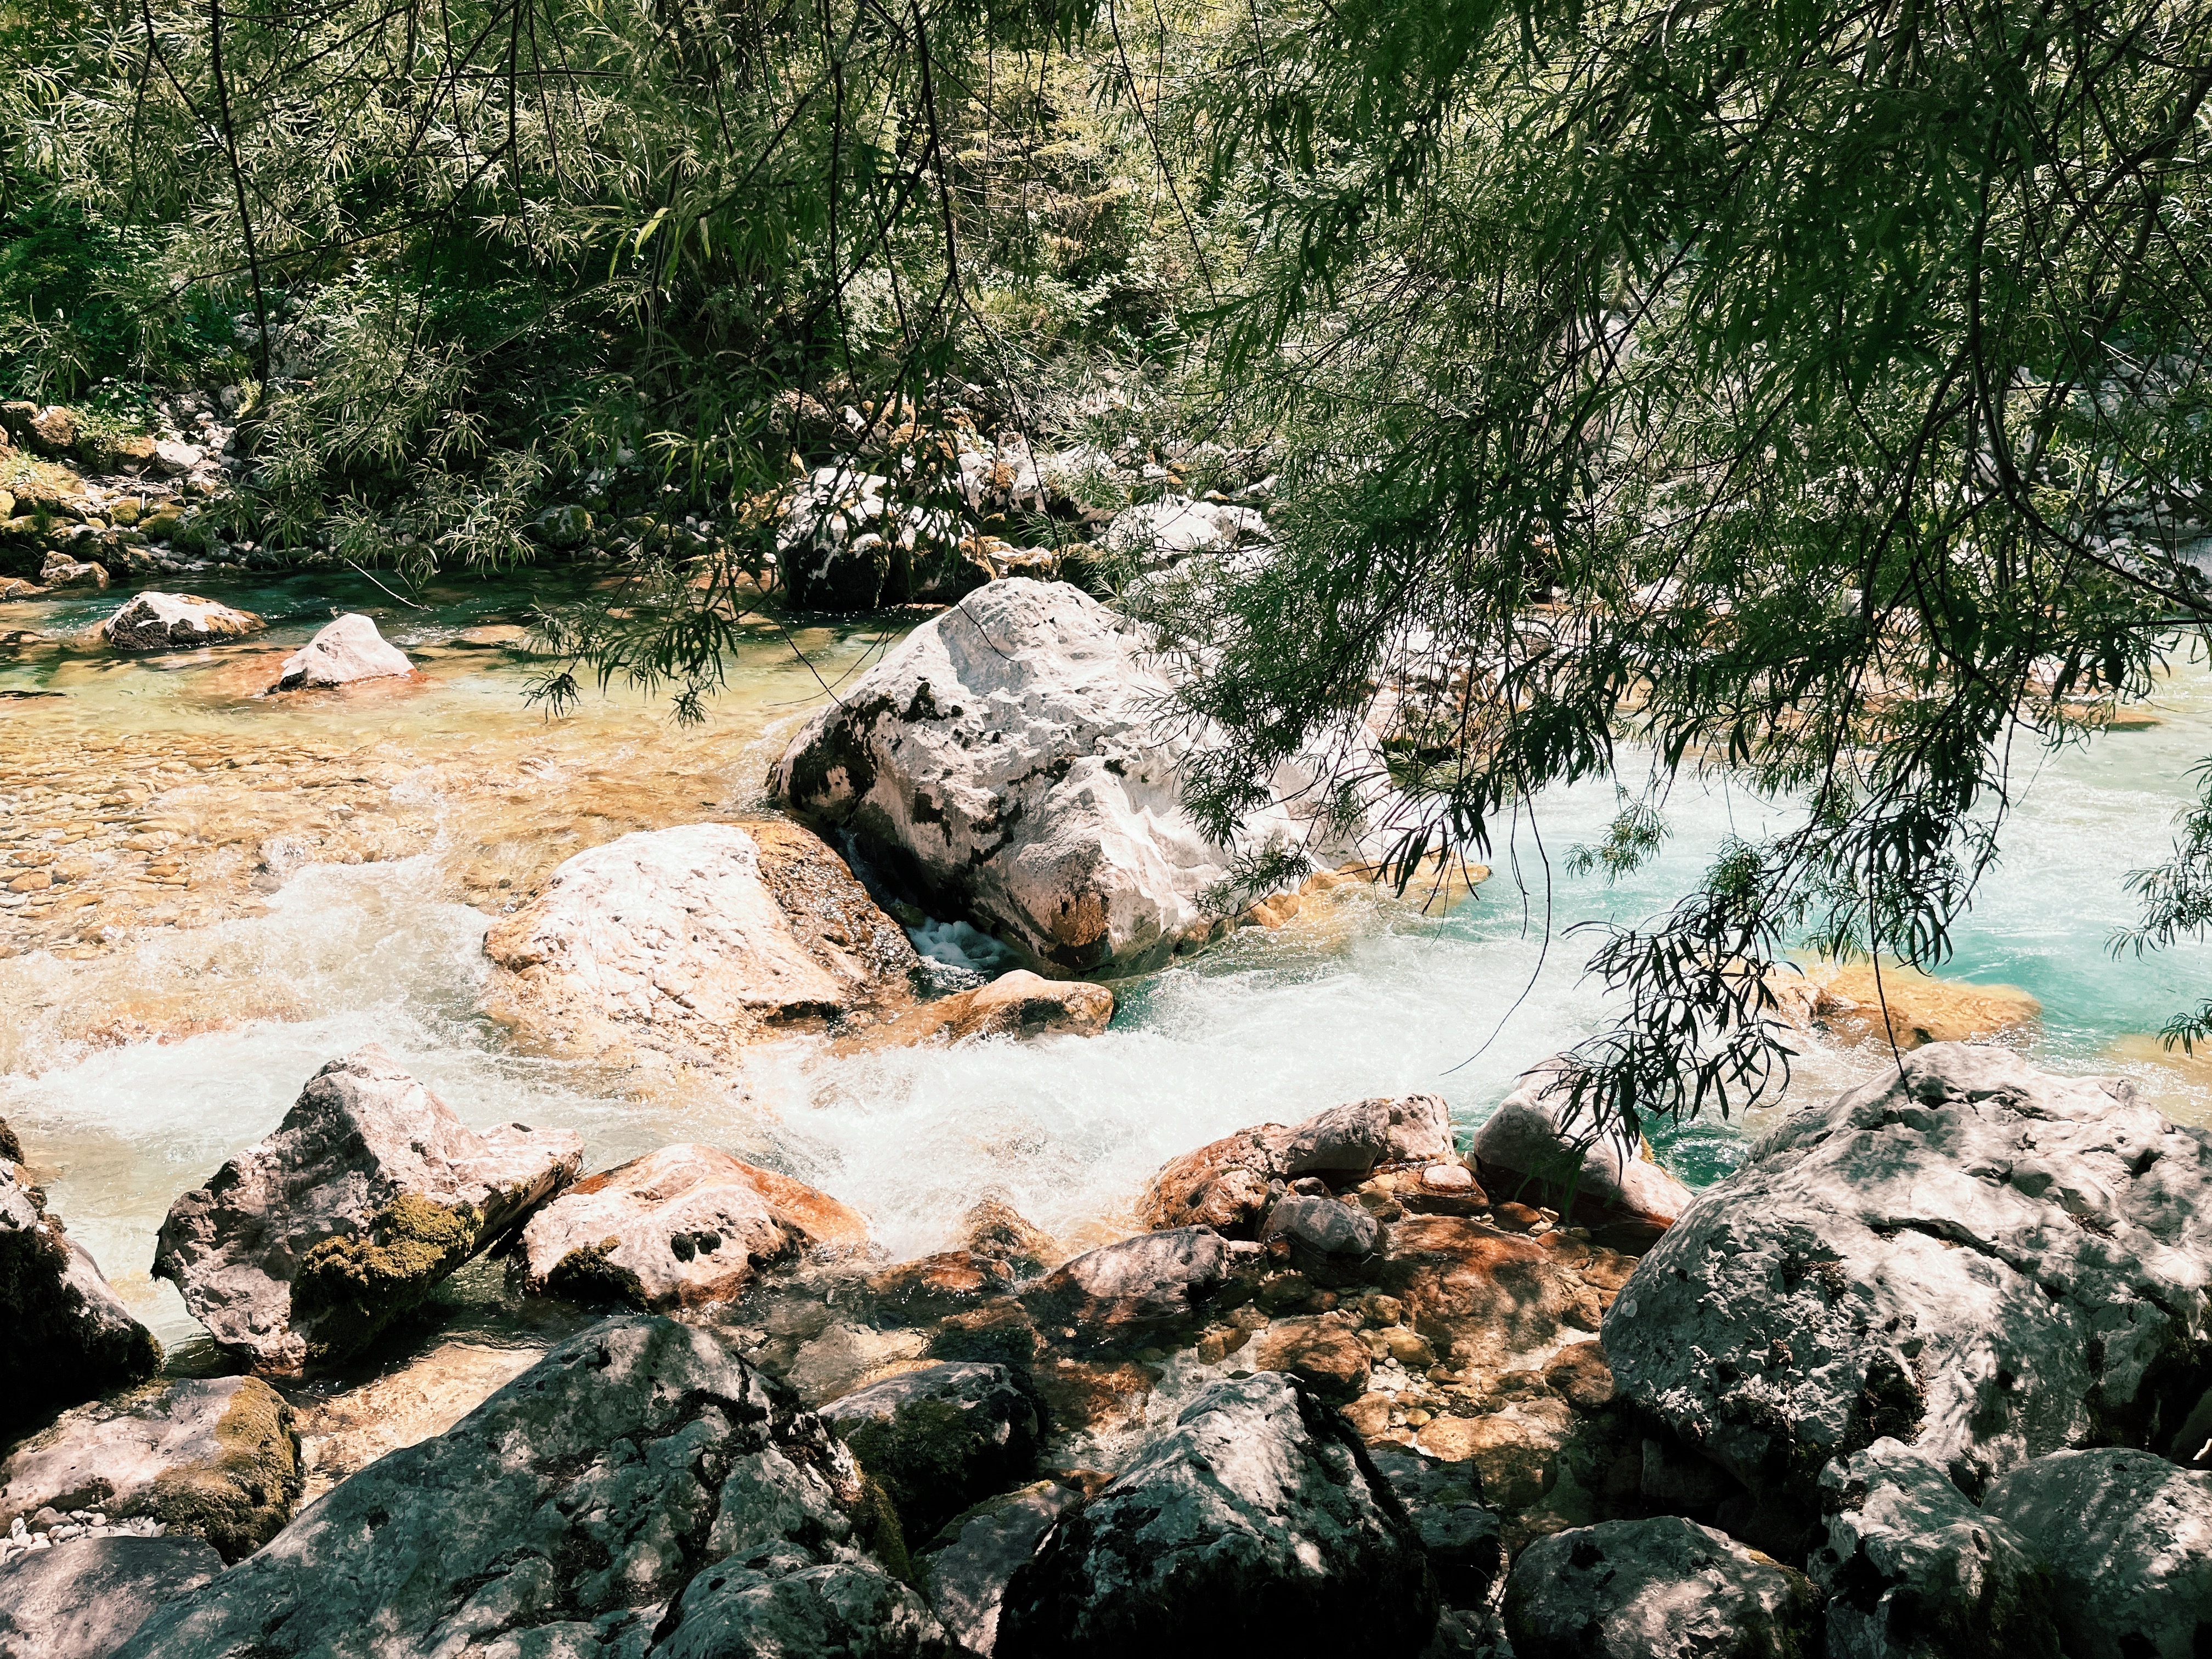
[{"x1": 1, "y1": 1510, "x2": 165, "y2": 1567}]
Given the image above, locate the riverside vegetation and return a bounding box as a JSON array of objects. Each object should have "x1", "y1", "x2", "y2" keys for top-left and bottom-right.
[{"x1": 5, "y1": 0, "x2": 2212, "y2": 1653}]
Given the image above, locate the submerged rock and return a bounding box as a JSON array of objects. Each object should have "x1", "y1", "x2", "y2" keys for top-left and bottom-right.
[
  {"x1": 995, "y1": 1372, "x2": 1435, "y2": 1658},
  {"x1": 770, "y1": 578, "x2": 1364, "y2": 975},
  {"x1": 115, "y1": 1317, "x2": 925, "y2": 1658},
  {"x1": 0, "y1": 1376, "x2": 300, "y2": 1562},
  {"x1": 270, "y1": 613, "x2": 412, "y2": 689},
  {"x1": 1808, "y1": 1437, "x2": 2057, "y2": 1659},
  {"x1": 1603, "y1": 1044, "x2": 2212, "y2": 1503},
  {"x1": 1501, "y1": 1515, "x2": 1818, "y2": 1658},
  {"x1": 1982, "y1": 1447, "x2": 2212, "y2": 1659},
  {"x1": 2, "y1": 1155, "x2": 160, "y2": 1433},
  {"x1": 515, "y1": 1141, "x2": 867, "y2": 1310},
  {"x1": 100, "y1": 592, "x2": 265, "y2": 652},
  {"x1": 0, "y1": 1535, "x2": 223, "y2": 1659},
  {"x1": 152, "y1": 1044, "x2": 582, "y2": 1370},
  {"x1": 820, "y1": 1361, "x2": 1047, "y2": 1541},
  {"x1": 1769, "y1": 962, "x2": 2041, "y2": 1051},
  {"x1": 1468, "y1": 1058, "x2": 1694, "y2": 1238},
  {"x1": 1139, "y1": 1093, "x2": 1457, "y2": 1236},
  {"x1": 484, "y1": 819, "x2": 919, "y2": 1070}
]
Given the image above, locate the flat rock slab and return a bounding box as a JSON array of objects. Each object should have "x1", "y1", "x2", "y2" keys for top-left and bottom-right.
[
  {"x1": 485, "y1": 820, "x2": 919, "y2": 1071},
  {"x1": 114, "y1": 1317, "x2": 921, "y2": 1659},
  {"x1": 2, "y1": 1156, "x2": 160, "y2": 1432},
  {"x1": 995, "y1": 1371, "x2": 1435, "y2": 1658},
  {"x1": 0, "y1": 1376, "x2": 299, "y2": 1561},
  {"x1": 1502, "y1": 1515, "x2": 1817, "y2": 1658},
  {"x1": 272, "y1": 613, "x2": 411, "y2": 689},
  {"x1": 0, "y1": 1534, "x2": 223, "y2": 1659},
  {"x1": 101, "y1": 592, "x2": 264, "y2": 652},
  {"x1": 1603, "y1": 1043, "x2": 2212, "y2": 1502},
  {"x1": 1983, "y1": 1447, "x2": 2212, "y2": 1659},
  {"x1": 153, "y1": 1044, "x2": 582, "y2": 1370},
  {"x1": 771, "y1": 578, "x2": 1362, "y2": 975},
  {"x1": 515, "y1": 1141, "x2": 866, "y2": 1310}
]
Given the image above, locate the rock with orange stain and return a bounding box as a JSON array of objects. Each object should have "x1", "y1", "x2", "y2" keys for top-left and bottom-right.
[
  {"x1": 841, "y1": 969, "x2": 1113, "y2": 1051},
  {"x1": 514, "y1": 1142, "x2": 866, "y2": 1311}
]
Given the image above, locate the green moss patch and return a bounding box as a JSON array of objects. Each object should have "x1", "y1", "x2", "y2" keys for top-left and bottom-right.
[
  {"x1": 291, "y1": 1194, "x2": 483, "y2": 1363},
  {"x1": 139, "y1": 1378, "x2": 303, "y2": 1561},
  {"x1": 544, "y1": 1237, "x2": 650, "y2": 1310}
]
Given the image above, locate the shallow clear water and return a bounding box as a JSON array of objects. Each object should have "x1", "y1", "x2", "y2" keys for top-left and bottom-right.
[{"x1": 5, "y1": 571, "x2": 2210, "y2": 1352}]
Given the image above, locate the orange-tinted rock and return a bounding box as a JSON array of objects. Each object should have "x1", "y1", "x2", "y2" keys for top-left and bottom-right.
[
  {"x1": 853, "y1": 970, "x2": 1113, "y2": 1049},
  {"x1": 1379, "y1": 1216, "x2": 1610, "y2": 1367},
  {"x1": 868, "y1": 1251, "x2": 1019, "y2": 1325},
  {"x1": 1768, "y1": 962, "x2": 2040, "y2": 1051},
  {"x1": 1138, "y1": 1095, "x2": 1455, "y2": 1237},
  {"x1": 958, "y1": 1198, "x2": 1064, "y2": 1277},
  {"x1": 1251, "y1": 1314, "x2": 1373, "y2": 1403},
  {"x1": 1544, "y1": 1342, "x2": 1616, "y2": 1413}
]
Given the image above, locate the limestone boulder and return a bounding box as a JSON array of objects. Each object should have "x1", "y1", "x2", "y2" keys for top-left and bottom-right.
[
  {"x1": 649, "y1": 1550, "x2": 955, "y2": 1659},
  {"x1": 820, "y1": 1361, "x2": 1047, "y2": 1541},
  {"x1": 1602, "y1": 1045, "x2": 2212, "y2": 1503},
  {"x1": 270, "y1": 613, "x2": 412, "y2": 689},
  {"x1": 994, "y1": 1371, "x2": 1435, "y2": 1658},
  {"x1": 1983, "y1": 1447, "x2": 2212, "y2": 1659},
  {"x1": 1500, "y1": 1515, "x2": 1817, "y2": 1658},
  {"x1": 917, "y1": 1480, "x2": 1084, "y2": 1656},
  {"x1": 151, "y1": 1044, "x2": 583, "y2": 1370},
  {"x1": 101, "y1": 592, "x2": 265, "y2": 652},
  {"x1": 776, "y1": 462, "x2": 964, "y2": 611},
  {"x1": 1139, "y1": 1093, "x2": 1457, "y2": 1236},
  {"x1": 770, "y1": 578, "x2": 1365, "y2": 975},
  {"x1": 1101, "y1": 494, "x2": 1268, "y2": 571},
  {"x1": 515, "y1": 1142, "x2": 866, "y2": 1310},
  {"x1": 484, "y1": 820, "x2": 920, "y2": 1071},
  {"x1": 1365, "y1": 1447, "x2": 1505, "y2": 1609},
  {"x1": 1469, "y1": 1058, "x2": 1694, "y2": 1237},
  {"x1": 2, "y1": 1157, "x2": 160, "y2": 1432},
  {"x1": 1809, "y1": 1437, "x2": 2058, "y2": 1659},
  {"x1": 0, "y1": 1377, "x2": 299, "y2": 1561},
  {"x1": 1262, "y1": 1192, "x2": 1383, "y2": 1282},
  {"x1": 0, "y1": 1535, "x2": 223, "y2": 1659},
  {"x1": 114, "y1": 1317, "x2": 925, "y2": 1658}
]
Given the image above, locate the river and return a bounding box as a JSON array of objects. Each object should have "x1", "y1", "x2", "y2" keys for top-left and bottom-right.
[{"x1": 4, "y1": 569, "x2": 2209, "y2": 1360}]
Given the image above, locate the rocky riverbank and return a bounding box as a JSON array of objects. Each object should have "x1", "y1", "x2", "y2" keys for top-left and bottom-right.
[{"x1": 5, "y1": 1040, "x2": 2207, "y2": 1657}]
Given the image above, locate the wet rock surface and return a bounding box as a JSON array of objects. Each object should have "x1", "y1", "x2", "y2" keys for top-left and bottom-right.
[
  {"x1": 2, "y1": 1154, "x2": 160, "y2": 1432},
  {"x1": 115, "y1": 1316, "x2": 910, "y2": 1658},
  {"x1": 821, "y1": 1361, "x2": 1047, "y2": 1541},
  {"x1": 771, "y1": 578, "x2": 1364, "y2": 974},
  {"x1": 152, "y1": 1044, "x2": 583, "y2": 1370},
  {"x1": 1502, "y1": 1515, "x2": 1819, "y2": 1659},
  {"x1": 1809, "y1": 1437, "x2": 2057, "y2": 1659},
  {"x1": 1982, "y1": 1447, "x2": 2212, "y2": 1659},
  {"x1": 0, "y1": 1376, "x2": 300, "y2": 1561},
  {"x1": 515, "y1": 1141, "x2": 866, "y2": 1310},
  {"x1": 1603, "y1": 1043, "x2": 2212, "y2": 1503},
  {"x1": 855, "y1": 968, "x2": 1115, "y2": 1047},
  {"x1": 485, "y1": 819, "x2": 921, "y2": 1071},
  {"x1": 995, "y1": 1372, "x2": 1435, "y2": 1658},
  {"x1": 271, "y1": 613, "x2": 413, "y2": 689},
  {"x1": 0, "y1": 1534, "x2": 223, "y2": 1659}
]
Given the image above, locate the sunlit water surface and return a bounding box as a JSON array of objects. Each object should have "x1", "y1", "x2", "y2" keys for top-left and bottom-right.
[{"x1": 5, "y1": 572, "x2": 2210, "y2": 1353}]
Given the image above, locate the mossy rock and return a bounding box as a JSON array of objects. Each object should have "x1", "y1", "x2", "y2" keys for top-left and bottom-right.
[
  {"x1": 544, "y1": 1237, "x2": 650, "y2": 1309},
  {"x1": 289, "y1": 1194, "x2": 484, "y2": 1363},
  {"x1": 138, "y1": 1378, "x2": 303, "y2": 1560}
]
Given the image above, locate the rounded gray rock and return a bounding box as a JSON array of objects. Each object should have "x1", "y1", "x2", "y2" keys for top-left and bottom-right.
[
  {"x1": 994, "y1": 1371, "x2": 1435, "y2": 1658},
  {"x1": 820, "y1": 1361, "x2": 1047, "y2": 1541},
  {"x1": 1982, "y1": 1447, "x2": 2212, "y2": 1659},
  {"x1": 0, "y1": 1534, "x2": 223, "y2": 1659},
  {"x1": 1502, "y1": 1515, "x2": 1817, "y2": 1658}
]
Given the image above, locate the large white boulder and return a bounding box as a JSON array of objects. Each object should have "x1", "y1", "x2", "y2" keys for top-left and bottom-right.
[
  {"x1": 1102, "y1": 494, "x2": 1267, "y2": 571},
  {"x1": 770, "y1": 579, "x2": 1360, "y2": 974},
  {"x1": 1602, "y1": 1043, "x2": 2212, "y2": 1504},
  {"x1": 272, "y1": 613, "x2": 412, "y2": 689},
  {"x1": 482, "y1": 820, "x2": 920, "y2": 1070},
  {"x1": 101, "y1": 591, "x2": 264, "y2": 652}
]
